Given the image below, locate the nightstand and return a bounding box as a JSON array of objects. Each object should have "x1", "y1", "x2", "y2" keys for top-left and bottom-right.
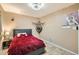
[{"x1": 2, "y1": 40, "x2": 12, "y2": 49}]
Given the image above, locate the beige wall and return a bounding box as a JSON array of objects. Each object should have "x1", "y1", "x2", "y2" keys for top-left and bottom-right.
[
  {"x1": 0, "y1": 15, "x2": 2, "y2": 41},
  {"x1": 0, "y1": 5, "x2": 4, "y2": 41},
  {"x1": 2, "y1": 12, "x2": 39, "y2": 38},
  {"x1": 0, "y1": 5, "x2": 3, "y2": 32},
  {"x1": 40, "y1": 4, "x2": 79, "y2": 53},
  {"x1": 0, "y1": 16, "x2": 1, "y2": 32},
  {"x1": 78, "y1": 25, "x2": 79, "y2": 54}
]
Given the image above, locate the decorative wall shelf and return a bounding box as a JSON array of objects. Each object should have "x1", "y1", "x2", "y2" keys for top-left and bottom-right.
[
  {"x1": 62, "y1": 25, "x2": 78, "y2": 30},
  {"x1": 62, "y1": 25, "x2": 71, "y2": 28}
]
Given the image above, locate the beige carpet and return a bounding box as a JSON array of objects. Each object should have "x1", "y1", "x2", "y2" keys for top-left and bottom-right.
[{"x1": 0, "y1": 40, "x2": 74, "y2": 55}]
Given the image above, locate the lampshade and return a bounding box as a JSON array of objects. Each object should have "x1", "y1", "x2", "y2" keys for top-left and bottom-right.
[{"x1": 5, "y1": 32, "x2": 9, "y2": 35}]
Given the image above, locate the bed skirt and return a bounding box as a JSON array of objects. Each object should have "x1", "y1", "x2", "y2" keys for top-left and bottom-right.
[{"x1": 27, "y1": 47, "x2": 46, "y2": 55}]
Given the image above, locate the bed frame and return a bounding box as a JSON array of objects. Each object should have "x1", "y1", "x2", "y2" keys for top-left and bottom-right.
[{"x1": 12, "y1": 29, "x2": 45, "y2": 55}]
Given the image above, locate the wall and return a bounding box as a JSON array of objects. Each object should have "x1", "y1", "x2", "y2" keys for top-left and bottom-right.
[
  {"x1": 40, "y1": 4, "x2": 79, "y2": 53},
  {"x1": 0, "y1": 5, "x2": 4, "y2": 41},
  {"x1": 2, "y1": 12, "x2": 39, "y2": 38},
  {"x1": 0, "y1": 15, "x2": 2, "y2": 41},
  {"x1": 78, "y1": 25, "x2": 79, "y2": 54},
  {"x1": 0, "y1": 5, "x2": 2, "y2": 32},
  {"x1": 0, "y1": 16, "x2": 1, "y2": 33}
]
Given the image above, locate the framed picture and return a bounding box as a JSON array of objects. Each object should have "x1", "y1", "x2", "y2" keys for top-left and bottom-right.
[{"x1": 66, "y1": 11, "x2": 79, "y2": 25}]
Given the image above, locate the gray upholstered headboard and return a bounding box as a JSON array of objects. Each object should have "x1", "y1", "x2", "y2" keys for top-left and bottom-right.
[{"x1": 13, "y1": 29, "x2": 32, "y2": 37}]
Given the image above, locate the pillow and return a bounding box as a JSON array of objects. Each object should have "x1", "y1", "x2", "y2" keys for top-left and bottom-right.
[{"x1": 17, "y1": 32, "x2": 27, "y2": 37}]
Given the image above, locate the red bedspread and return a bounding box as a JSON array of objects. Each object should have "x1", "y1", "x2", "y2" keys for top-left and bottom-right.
[{"x1": 8, "y1": 34, "x2": 45, "y2": 55}]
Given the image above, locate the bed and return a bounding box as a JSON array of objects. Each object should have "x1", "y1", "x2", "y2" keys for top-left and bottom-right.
[{"x1": 8, "y1": 29, "x2": 46, "y2": 55}]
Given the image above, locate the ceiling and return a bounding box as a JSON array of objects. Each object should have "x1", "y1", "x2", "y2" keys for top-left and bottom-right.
[{"x1": 1, "y1": 3, "x2": 74, "y2": 18}]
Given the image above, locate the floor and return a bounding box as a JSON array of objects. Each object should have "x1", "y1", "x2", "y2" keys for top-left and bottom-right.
[
  {"x1": 42, "y1": 40, "x2": 74, "y2": 55},
  {"x1": 0, "y1": 39, "x2": 74, "y2": 55}
]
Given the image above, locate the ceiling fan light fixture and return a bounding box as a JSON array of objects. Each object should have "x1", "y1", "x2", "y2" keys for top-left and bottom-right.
[{"x1": 28, "y1": 3, "x2": 44, "y2": 10}]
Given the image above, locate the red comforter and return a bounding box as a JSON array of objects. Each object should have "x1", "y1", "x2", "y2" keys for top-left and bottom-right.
[{"x1": 8, "y1": 34, "x2": 45, "y2": 55}]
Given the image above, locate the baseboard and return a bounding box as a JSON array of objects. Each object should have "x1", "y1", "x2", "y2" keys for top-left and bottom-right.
[{"x1": 45, "y1": 40, "x2": 77, "y2": 55}]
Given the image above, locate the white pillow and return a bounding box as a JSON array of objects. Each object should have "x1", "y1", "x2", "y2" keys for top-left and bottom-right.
[{"x1": 17, "y1": 32, "x2": 27, "y2": 37}]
